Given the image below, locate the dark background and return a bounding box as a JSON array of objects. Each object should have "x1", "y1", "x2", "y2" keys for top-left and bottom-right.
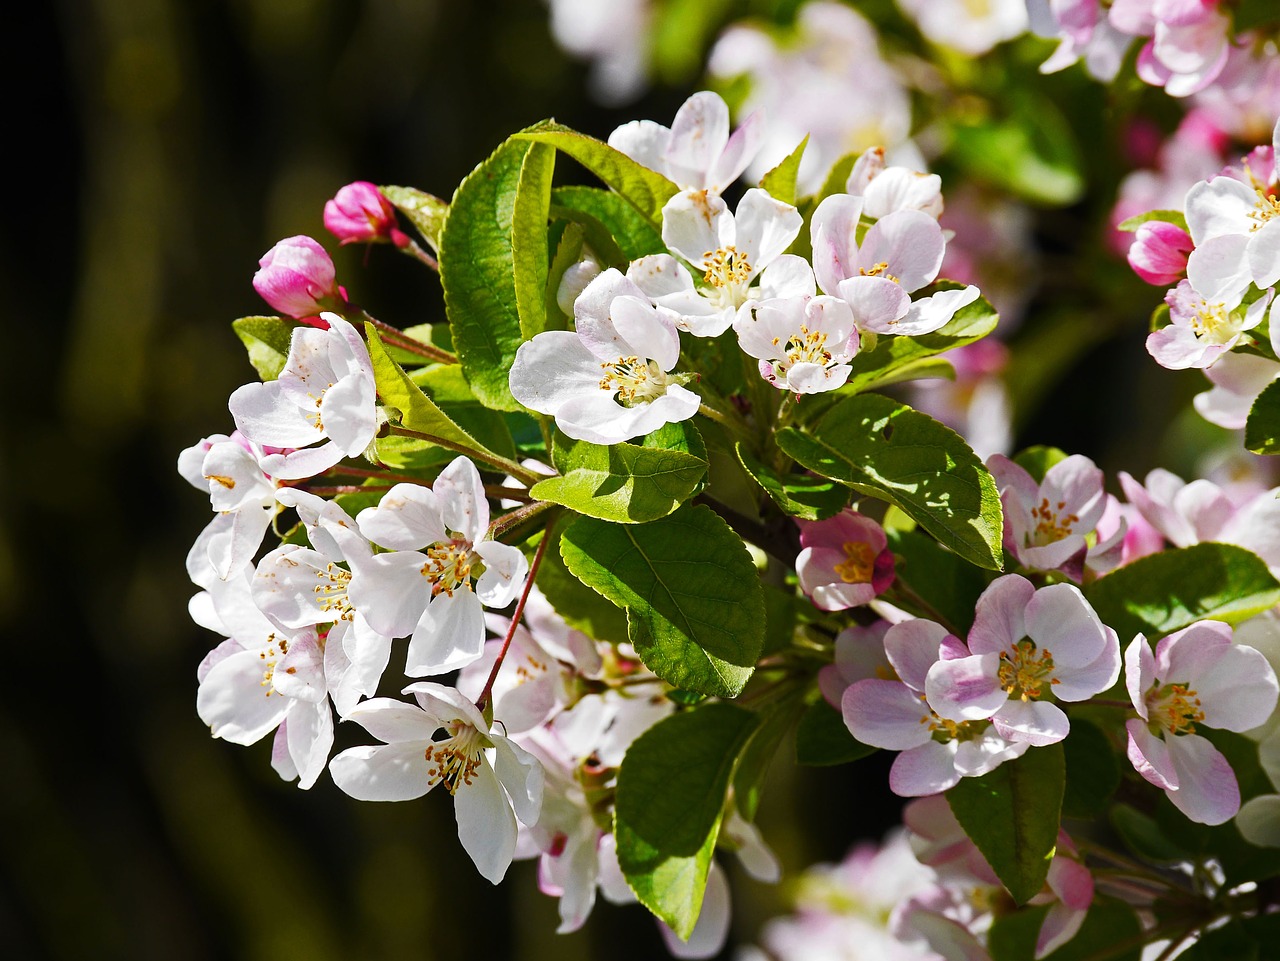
[{"x1": 6, "y1": 1, "x2": 1219, "y2": 959}]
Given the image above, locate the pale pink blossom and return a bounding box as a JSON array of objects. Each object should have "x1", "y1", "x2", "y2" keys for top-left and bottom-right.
[
  {"x1": 819, "y1": 621, "x2": 894, "y2": 707},
  {"x1": 1124, "y1": 622, "x2": 1278, "y2": 824},
  {"x1": 796, "y1": 510, "x2": 895, "y2": 610},
  {"x1": 734, "y1": 291, "x2": 860, "y2": 394},
  {"x1": 1194, "y1": 350, "x2": 1280, "y2": 429},
  {"x1": 1145, "y1": 279, "x2": 1271, "y2": 369}
]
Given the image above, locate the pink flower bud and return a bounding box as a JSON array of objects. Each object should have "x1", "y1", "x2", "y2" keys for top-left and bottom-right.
[
  {"x1": 324, "y1": 181, "x2": 409, "y2": 247},
  {"x1": 1127, "y1": 220, "x2": 1193, "y2": 286},
  {"x1": 253, "y1": 235, "x2": 345, "y2": 318}
]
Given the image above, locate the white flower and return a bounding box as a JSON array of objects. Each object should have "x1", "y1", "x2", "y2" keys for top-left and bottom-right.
[
  {"x1": 735, "y1": 292, "x2": 859, "y2": 393},
  {"x1": 177, "y1": 431, "x2": 278, "y2": 579},
  {"x1": 509, "y1": 269, "x2": 701, "y2": 444},
  {"x1": 329, "y1": 684, "x2": 544, "y2": 884},
  {"x1": 228, "y1": 314, "x2": 377, "y2": 480}
]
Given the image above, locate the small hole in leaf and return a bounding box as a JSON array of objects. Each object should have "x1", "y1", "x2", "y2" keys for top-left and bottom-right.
[{"x1": 882, "y1": 424, "x2": 894, "y2": 441}]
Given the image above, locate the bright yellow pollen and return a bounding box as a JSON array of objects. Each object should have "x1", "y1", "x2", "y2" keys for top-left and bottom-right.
[
  {"x1": 257, "y1": 634, "x2": 291, "y2": 696},
  {"x1": 599, "y1": 356, "x2": 668, "y2": 406},
  {"x1": 1246, "y1": 162, "x2": 1280, "y2": 231},
  {"x1": 313, "y1": 564, "x2": 355, "y2": 620},
  {"x1": 702, "y1": 245, "x2": 752, "y2": 289},
  {"x1": 1030, "y1": 497, "x2": 1078, "y2": 546},
  {"x1": 1190, "y1": 299, "x2": 1232, "y2": 340},
  {"x1": 834, "y1": 541, "x2": 876, "y2": 584},
  {"x1": 780, "y1": 324, "x2": 834, "y2": 370},
  {"x1": 423, "y1": 720, "x2": 487, "y2": 795},
  {"x1": 859, "y1": 261, "x2": 901, "y2": 284},
  {"x1": 420, "y1": 540, "x2": 473, "y2": 598},
  {"x1": 997, "y1": 639, "x2": 1058, "y2": 701},
  {"x1": 1150, "y1": 682, "x2": 1205, "y2": 736}
]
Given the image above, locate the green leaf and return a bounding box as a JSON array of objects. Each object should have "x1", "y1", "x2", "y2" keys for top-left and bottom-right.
[
  {"x1": 736, "y1": 443, "x2": 848, "y2": 520},
  {"x1": 817, "y1": 151, "x2": 858, "y2": 201},
  {"x1": 551, "y1": 185, "x2": 666, "y2": 262},
  {"x1": 536, "y1": 526, "x2": 630, "y2": 643},
  {"x1": 946, "y1": 744, "x2": 1065, "y2": 904},
  {"x1": 439, "y1": 138, "x2": 538, "y2": 411},
  {"x1": 886, "y1": 528, "x2": 991, "y2": 634},
  {"x1": 380, "y1": 185, "x2": 448, "y2": 253},
  {"x1": 1061, "y1": 718, "x2": 1120, "y2": 818},
  {"x1": 841, "y1": 286, "x2": 999, "y2": 395},
  {"x1": 560, "y1": 505, "x2": 766, "y2": 697},
  {"x1": 365, "y1": 325, "x2": 499, "y2": 457},
  {"x1": 413, "y1": 365, "x2": 517, "y2": 460},
  {"x1": 1085, "y1": 543, "x2": 1280, "y2": 641},
  {"x1": 512, "y1": 142, "x2": 556, "y2": 340},
  {"x1": 733, "y1": 688, "x2": 807, "y2": 820},
  {"x1": 759, "y1": 136, "x2": 808, "y2": 206},
  {"x1": 1109, "y1": 804, "x2": 1193, "y2": 864},
  {"x1": 514, "y1": 121, "x2": 679, "y2": 226},
  {"x1": 795, "y1": 699, "x2": 875, "y2": 766},
  {"x1": 1175, "y1": 920, "x2": 1259, "y2": 961},
  {"x1": 614, "y1": 703, "x2": 759, "y2": 937},
  {"x1": 1013, "y1": 445, "x2": 1069, "y2": 484},
  {"x1": 1234, "y1": 0, "x2": 1279, "y2": 34},
  {"x1": 1115, "y1": 208, "x2": 1189, "y2": 234},
  {"x1": 545, "y1": 221, "x2": 586, "y2": 328},
  {"x1": 777, "y1": 393, "x2": 1004, "y2": 570},
  {"x1": 232, "y1": 316, "x2": 297, "y2": 381},
  {"x1": 1245, "y1": 378, "x2": 1280, "y2": 455},
  {"x1": 989, "y1": 900, "x2": 1141, "y2": 961},
  {"x1": 530, "y1": 438, "x2": 708, "y2": 524}
]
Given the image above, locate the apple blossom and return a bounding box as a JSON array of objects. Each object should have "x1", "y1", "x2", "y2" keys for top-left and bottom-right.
[
  {"x1": 508, "y1": 268, "x2": 701, "y2": 444},
  {"x1": 177, "y1": 431, "x2": 278, "y2": 579},
  {"x1": 925, "y1": 575, "x2": 1121, "y2": 747},
  {"x1": 1194, "y1": 350, "x2": 1280, "y2": 429},
  {"x1": 734, "y1": 290, "x2": 860, "y2": 394},
  {"x1": 795, "y1": 510, "x2": 895, "y2": 610},
  {"x1": 1124, "y1": 622, "x2": 1278, "y2": 824},
  {"x1": 818, "y1": 621, "x2": 894, "y2": 707},
  {"x1": 1145, "y1": 278, "x2": 1271, "y2": 369},
  {"x1": 1127, "y1": 220, "x2": 1194, "y2": 285},
  {"x1": 252, "y1": 235, "x2": 346, "y2": 320},
  {"x1": 228, "y1": 313, "x2": 378, "y2": 480},
  {"x1": 323, "y1": 181, "x2": 410, "y2": 248},
  {"x1": 845, "y1": 146, "x2": 944, "y2": 219}
]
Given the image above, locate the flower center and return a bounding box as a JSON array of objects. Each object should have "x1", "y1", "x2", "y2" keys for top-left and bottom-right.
[
  {"x1": 773, "y1": 324, "x2": 835, "y2": 373},
  {"x1": 1247, "y1": 166, "x2": 1280, "y2": 231},
  {"x1": 1030, "y1": 497, "x2": 1078, "y2": 546},
  {"x1": 258, "y1": 634, "x2": 291, "y2": 695},
  {"x1": 997, "y1": 638, "x2": 1058, "y2": 701},
  {"x1": 702, "y1": 246, "x2": 753, "y2": 307},
  {"x1": 420, "y1": 539, "x2": 474, "y2": 597},
  {"x1": 834, "y1": 540, "x2": 876, "y2": 584},
  {"x1": 1148, "y1": 682, "x2": 1205, "y2": 736},
  {"x1": 918, "y1": 698, "x2": 986, "y2": 742},
  {"x1": 1190, "y1": 298, "x2": 1235, "y2": 343},
  {"x1": 313, "y1": 563, "x2": 355, "y2": 619},
  {"x1": 599, "y1": 356, "x2": 669, "y2": 406},
  {"x1": 859, "y1": 261, "x2": 901, "y2": 284},
  {"x1": 423, "y1": 720, "x2": 488, "y2": 794}
]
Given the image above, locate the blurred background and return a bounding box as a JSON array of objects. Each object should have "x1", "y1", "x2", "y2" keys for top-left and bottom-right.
[{"x1": 7, "y1": 1, "x2": 1250, "y2": 958}]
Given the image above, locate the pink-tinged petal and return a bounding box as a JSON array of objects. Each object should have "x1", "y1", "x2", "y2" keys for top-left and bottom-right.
[
  {"x1": 710, "y1": 108, "x2": 765, "y2": 191},
  {"x1": 228, "y1": 380, "x2": 321, "y2": 449},
  {"x1": 734, "y1": 188, "x2": 803, "y2": 272},
  {"x1": 1026, "y1": 583, "x2": 1112, "y2": 671},
  {"x1": 1126, "y1": 719, "x2": 1178, "y2": 790},
  {"x1": 991, "y1": 699, "x2": 1070, "y2": 747},
  {"x1": 661, "y1": 860, "x2": 731, "y2": 959},
  {"x1": 1125, "y1": 635, "x2": 1155, "y2": 718},
  {"x1": 455, "y1": 760, "x2": 519, "y2": 884},
  {"x1": 890, "y1": 740, "x2": 962, "y2": 797},
  {"x1": 271, "y1": 633, "x2": 328, "y2": 703},
  {"x1": 509, "y1": 332, "x2": 605, "y2": 416},
  {"x1": 1043, "y1": 455, "x2": 1107, "y2": 530},
  {"x1": 1047, "y1": 851, "x2": 1094, "y2": 911},
  {"x1": 988, "y1": 454, "x2": 1040, "y2": 512},
  {"x1": 1187, "y1": 233, "x2": 1253, "y2": 302},
  {"x1": 861, "y1": 167, "x2": 944, "y2": 220},
  {"x1": 270, "y1": 722, "x2": 297, "y2": 782},
  {"x1": 1146, "y1": 324, "x2": 1227, "y2": 371},
  {"x1": 197, "y1": 649, "x2": 291, "y2": 745},
  {"x1": 356, "y1": 483, "x2": 446, "y2": 551},
  {"x1": 607, "y1": 120, "x2": 672, "y2": 175},
  {"x1": 884, "y1": 619, "x2": 952, "y2": 691},
  {"x1": 344, "y1": 698, "x2": 441, "y2": 743},
  {"x1": 811, "y1": 194, "x2": 867, "y2": 295},
  {"x1": 1222, "y1": 488, "x2": 1280, "y2": 570},
  {"x1": 347, "y1": 551, "x2": 429, "y2": 640},
  {"x1": 661, "y1": 190, "x2": 732, "y2": 266},
  {"x1": 287, "y1": 698, "x2": 334, "y2": 789},
  {"x1": 1179, "y1": 643, "x2": 1277, "y2": 733},
  {"x1": 925, "y1": 654, "x2": 1006, "y2": 722},
  {"x1": 842, "y1": 679, "x2": 934, "y2": 750},
  {"x1": 1167, "y1": 733, "x2": 1240, "y2": 824},
  {"x1": 835, "y1": 276, "x2": 911, "y2": 331},
  {"x1": 474, "y1": 541, "x2": 529, "y2": 608},
  {"x1": 1037, "y1": 900, "x2": 1088, "y2": 959},
  {"x1": 1128, "y1": 220, "x2": 1193, "y2": 286},
  {"x1": 1119, "y1": 468, "x2": 1195, "y2": 547},
  {"x1": 434, "y1": 456, "x2": 489, "y2": 544},
  {"x1": 896, "y1": 902, "x2": 991, "y2": 961},
  {"x1": 664, "y1": 91, "x2": 731, "y2": 191},
  {"x1": 969, "y1": 575, "x2": 1034, "y2": 656},
  {"x1": 895, "y1": 286, "x2": 980, "y2": 337},
  {"x1": 858, "y1": 210, "x2": 945, "y2": 292},
  {"x1": 491, "y1": 736, "x2": 544, "y2": 827},
  {"x1": 1154, "y1": 619, "x2": 1232, "y2": 680},
  {"x1": 953, "y1": 729, "x2": 1029, "y2": 777},
  {"x1": 329, "y1": 742, "x2": 435, "y2": 801},
  {"x1": 406, "y1": 590, "x2": 486, "y2": 676}
]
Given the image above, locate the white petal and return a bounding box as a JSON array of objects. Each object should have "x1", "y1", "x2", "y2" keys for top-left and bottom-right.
[
  {"x1": 357, "y1": 483, "x2": 447, "y2": 551},
  {"x1": 474, "y1": 541, "x2": 529, "y2": 607},
  {"x1": 405, "y1": 590, "x2": 486, "y2": 676},
  {"x1": 286, "y1": 699, "x2": 334, "y2": 789},
  {"x1": 434, "y1": 456, "x2": 489, "y2": 544},
  {"x1": 664, "y1": 91, "x2": 731, "y2": 191},
  {"x1": 455, "y1": 761, "x2": 519, "y2": 883},
  {"x1": 492, "y1": 736, "x2": 545, "y2": 826},
  {"x1": 329, "y1": 742, "x2": 436, "y2": 801}
]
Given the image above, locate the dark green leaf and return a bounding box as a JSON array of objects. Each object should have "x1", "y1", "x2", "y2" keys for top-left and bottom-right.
[
  {"x1": 990, "y1": 900, "x2": 1142, "y2": 961},
  {"x1": 777, "y1": 393, "x2": 1004, "y2": 570},
  {"x1": 439, "y1": 138, "x2": 535, "y2": 411},
  {"x1": 1109, "y1": 804, "x2": 1193, "y2": 864},
  {"x1": 560, "y1": 505, "x2": 766, "y2": 697},
  {"x1": 380, "y1": 185, "x2": 448, "y2": 253},
  {"x1": 946, "y1": 744, "x2": 1065, "y2": 904},
  {"x1": 545, "y1": 221, "x2": 586, "y2": 328},
  {"x1": 536, "y1": 526, "x2": 630, "y2": 643},
  {"x1": 1061, "y1": 718, "x2": 1120, "y2": 818},
  {"x1": 1234, "y1": 0, "x2": 1279, "y2": 34},
  {"x1": 512, "y1": 142, "x2": 556, "y2": 340},
  {"x1": 733, "y1": 688, "x2": 807, "y2": 820},
  {"x1": 795, "y1": 699, "x2": 875, "y2": 766},
  {"x1": 1245, "y1": 378, "x2": 1280, "y2": 455},
  {"x1": 736, "y1": 443, "x2": 848, "y2": 520},
  {"x1": 1175, "y1": 921, "x2": 1259, "y2": 961},
  {"x1": 886, "y1": 528, "x2": 990, "y2": 634},
  {"x1": 1085, "y1": 543, "x2": 1280, "y2": 641},
  {"x1": 615, "y1": 703, "x2": 759, "y2": 937},
  {"x1": 551, "y1": 185, "x2": 666, "y2": 262},
  {"x1": 759, "y1": 136, "x2": 808, "y2": 206},
  {"x1": 514, "y1": 122, "x2": 679, "y2": 226},
  {"x1": 232, "y1": 315, "x2": 297, "y2": 381}
]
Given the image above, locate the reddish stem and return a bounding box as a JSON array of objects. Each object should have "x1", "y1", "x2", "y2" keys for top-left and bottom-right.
[{"x1": 475, "y1": 518, "x2": 557, "y2": 715}]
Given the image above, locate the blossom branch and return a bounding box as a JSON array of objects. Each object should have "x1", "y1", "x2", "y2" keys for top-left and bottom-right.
[
  {"x1": 355, "y1": 309, "x2": 457, "y2": 365},
  {"x1": 402, "y1": 239, "x2": 440, "y2": 272},
  {"x1": 384, "y1": 424, "x2": 543, "y2": 485}
]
